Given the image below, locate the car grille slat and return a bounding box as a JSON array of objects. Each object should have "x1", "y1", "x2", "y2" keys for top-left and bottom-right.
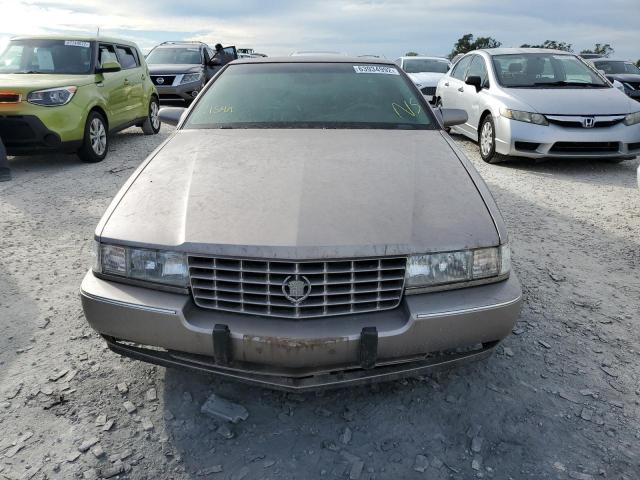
[{"x1": 188, "y1": 255, "x2": 407, "y2": 318}]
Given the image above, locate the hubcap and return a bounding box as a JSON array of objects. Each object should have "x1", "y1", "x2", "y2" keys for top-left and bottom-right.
[
  {"x1": 89, "y1": 118, "x2": 107, "y2": 156},
  {"x1": 480, "y1": 121, "x2": 493, "y2": 157},
  {"x1": 150, "y1": 101, "x2": 160, "y2": 130}
]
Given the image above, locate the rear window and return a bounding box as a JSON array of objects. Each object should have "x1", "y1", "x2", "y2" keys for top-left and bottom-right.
[{"x1": 185, "y1": 63, "x2": 435, "y2": 130}]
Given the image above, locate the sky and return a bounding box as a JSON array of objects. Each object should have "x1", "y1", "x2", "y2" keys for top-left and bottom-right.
[{"x1": 0, "y1": 0, "x2": 639, "y2": 60}]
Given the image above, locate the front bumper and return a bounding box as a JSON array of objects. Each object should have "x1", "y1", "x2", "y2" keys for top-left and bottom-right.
[
  {"x1": 495, "y1": 116, "x2": 640, "y2": 159},
  {"x1": 81, "y1": 271, "x2": 522, "y2": 391},
  {"x1": 153, "y1": 78, "x2": 204, "y2": 102},
  {"x1": 0, "y1": 114, "x2": 82, "y2": 154}
]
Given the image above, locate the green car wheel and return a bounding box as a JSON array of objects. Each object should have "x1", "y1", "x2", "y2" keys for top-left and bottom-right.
[{"x1": 78, "y1": 111, "x2": 108, "y2": 163}]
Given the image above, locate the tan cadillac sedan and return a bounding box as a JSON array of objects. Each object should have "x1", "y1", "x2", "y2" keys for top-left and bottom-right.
[{"x1": 81, "y1": 57, "x2": 522, "y2": 391}]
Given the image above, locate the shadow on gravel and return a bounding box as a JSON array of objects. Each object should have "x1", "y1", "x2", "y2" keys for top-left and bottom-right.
[
  {"x1": 154, "y1": 180, "x2": 639, "y2": 480},
  {"x1": 450, "y1": 133, "x2": 639, "y2": 190}
]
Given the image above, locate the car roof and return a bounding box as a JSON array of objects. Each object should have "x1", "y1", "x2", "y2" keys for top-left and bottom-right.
[
  {"x1": 400, "y1": 56, "x2": 450, "y2": 61},
  {"x1": 232, "y1": 56, "x2": 396, "y2": 65},
  {"x1": 479, "y1": 47, "x2": 576, "y2": 56},
  {"x1": 10, "y1": 34, "x2": 138, "y2": 47}
]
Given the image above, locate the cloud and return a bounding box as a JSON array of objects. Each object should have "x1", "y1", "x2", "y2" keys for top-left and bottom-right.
[{"x1": 0, "y1": 0, "x2": 638, "y2": 59}]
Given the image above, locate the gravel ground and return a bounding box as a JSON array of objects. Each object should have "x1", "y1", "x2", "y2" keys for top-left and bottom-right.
[{"x1": 1, "y1": 126, "x2": 639, "y2": 480}]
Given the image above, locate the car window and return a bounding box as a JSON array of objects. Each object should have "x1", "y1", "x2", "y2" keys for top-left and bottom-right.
[
  {"x1": 466, "y1": 55, "x2": 488, "y2": 85},
  {"x1": 594, "y1": 60, "x2": 640, "y2": 75},
  {"x1": 99, "y1": 44, "x2": 118, "y2": 66},
  {"x1": 492, "y1": 53, "x2": 607, "y2": 88},
  {"x1": 115, "y1": 46, "x2": 139, "y2": 70},
  {"x1": 185, "y1": 62, "x2": 435, "y2": 130},
  {"x1": 450, "y1": 55, "x2": 472, "y2": 80},
  {"x1": 146, "y1": 47, "x2": 202, "y2": 65},
  {"x1": 403, "y1": 59, "x2": 450, "y2": 74},
  {"x1": 0, "y1": 39, "x2": 93, "y2": 74}
]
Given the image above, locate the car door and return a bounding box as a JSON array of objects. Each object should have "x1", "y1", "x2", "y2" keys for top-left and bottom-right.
[
  {"x1": 97, "y1": 43, "x2": 128, "y2": 127},
  {"x1": 207, "y1": 46, "x2": 238, "y2": 77},
  {"x1": 440, "y1": 54, "x2": 472, "y2": 109},
  {"x1": 115, "y1": 45, "x2": 145, "y2": 124},
  {"x1": 458, "y1": 54, "x2": 490, "y2": 137}
]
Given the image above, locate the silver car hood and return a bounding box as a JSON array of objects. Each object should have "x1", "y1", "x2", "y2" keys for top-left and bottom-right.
[
  {"x1": 148, "y1": 64, "x2": 202, "y2": 75},
  {"x1": 408, "y1": 72, "x2": 447, "y2": 86},
  {"x1": 505, "y1": 87, "x2": 634, "y2": 115},
  {"x1": 99, "y1": 129, "x2": 500, "y2": 259}
]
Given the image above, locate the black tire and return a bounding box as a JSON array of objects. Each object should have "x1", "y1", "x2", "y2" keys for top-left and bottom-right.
[
  {"x1": 141, "y1": 96, "x2": 161, "y2": 135},
  {"x1": 478, "y1": 114, "x2": 507, "y2": 164},
  {"x1": 78, "y1": 111, "x2": 108, "y2": 163}
]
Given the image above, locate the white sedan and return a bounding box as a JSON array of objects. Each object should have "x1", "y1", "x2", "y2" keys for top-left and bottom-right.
[
  {"x1": 435, "y1": 48, "x2": 640, "y2": 163},
  {"x1": 395, "y1": 56, "x2": 451, "y2": 103}
]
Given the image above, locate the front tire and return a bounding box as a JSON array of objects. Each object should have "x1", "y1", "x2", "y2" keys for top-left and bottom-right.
[
  {"x1": 479, "y1": 115, "x2": 507, "y2": 164},
  {"x1": 78, "y1": 111, "x2": 108, "y2": 163},
  {"x1": 141, "y1": 97, "x2": 161, "y2": 135}
]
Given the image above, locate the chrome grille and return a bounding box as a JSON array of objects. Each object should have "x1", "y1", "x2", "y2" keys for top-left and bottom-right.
[{"x1": 188, "y1": 256, "x2": 407, "y2": 318}]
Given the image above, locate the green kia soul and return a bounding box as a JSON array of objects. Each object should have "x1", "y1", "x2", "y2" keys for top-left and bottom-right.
[{"x1": 0, "y1": 36, "x2": 160, "y2": 162}]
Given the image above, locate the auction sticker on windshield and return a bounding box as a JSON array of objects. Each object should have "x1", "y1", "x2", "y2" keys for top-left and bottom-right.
[
  {"x1": 64, "y1": 40, "x2": 90, "y2": 48},
  {"x1": 353, "y1": 65, "x2": 399, "y2": 75}
]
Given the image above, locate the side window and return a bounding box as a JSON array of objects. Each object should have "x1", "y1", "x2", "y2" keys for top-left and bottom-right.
[
  {"x1": 467, "y1": 55, "x2": 489, "y2": 85},
  {"x1": 115, "y1": 45, "x2": 139, "y2": 70},
  {"x1": 451, "y1": 55, "x2": 472, "y2": 80},
  {"x1": 98, "y1": 44, "x2": 117, "y2": 67}
]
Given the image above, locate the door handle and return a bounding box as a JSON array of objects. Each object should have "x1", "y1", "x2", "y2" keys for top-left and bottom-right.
[
  {"x1": 444, "y1": 82, "x2": 450, "y2": 87},
  {"x1": 458, "y1": 86, "x2": 464, "y2": 92},
  {"x1": 141, "y1": 74, "x2": 145, "y2": 80},
  {"x1": 123, "y1": 78, "x2": 130, "y2": 85}
]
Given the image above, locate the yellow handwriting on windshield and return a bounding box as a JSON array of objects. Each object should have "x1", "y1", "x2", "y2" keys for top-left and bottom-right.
[
  {"x1": 392, "y1": 98, "x2": 421, "y2": 118},
  {"x1": 209, "y1": 105, "x2": 233, "y2": 114}
]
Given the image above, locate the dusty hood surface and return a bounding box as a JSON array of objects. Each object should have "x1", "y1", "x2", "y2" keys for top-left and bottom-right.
[
  {"x1": 100, "y1": 129, "x2": 499, "y2": 259},
  {"x1": 408, "y1": 72, "x2": 447, "y2": 86},
  {"x1": 506, "y1": 86, "x2": 635, "y2": 115},
  {"x1": 148, "y1": 64, "x2": 202, "y2": 75},
  {"x1": 0, "y1": 73, "x2": 96, "y2": 90}
]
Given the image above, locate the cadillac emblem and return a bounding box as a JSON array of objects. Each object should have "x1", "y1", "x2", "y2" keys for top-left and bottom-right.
[{"x1": 282, "y1": 275, "x2": 312, "y2": 304}]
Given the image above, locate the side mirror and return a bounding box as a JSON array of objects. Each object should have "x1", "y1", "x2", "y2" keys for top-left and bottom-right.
[
  {"x1": 159, "y1": 107, "x2": 186, "y2": 127},
  {"x1": 96, "y1": 60, "x2": 121, "y2": 74},
  {"x1": 465, "y1": 75, "x2": 483, "y2": 92},
  {"x1": 440, "y1": 108, "x2": 467, "y2": 128}
]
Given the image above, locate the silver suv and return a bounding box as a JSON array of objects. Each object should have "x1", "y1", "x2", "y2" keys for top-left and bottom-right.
[{"x1": 146, "y1": 41, "x2": 237, "y2": 103}]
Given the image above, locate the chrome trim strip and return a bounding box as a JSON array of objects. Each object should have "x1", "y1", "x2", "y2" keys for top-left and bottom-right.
[
  {"x1": 415, "y1": 296, "x2": 521, "y2": 319},
  {"x1": 81, "y1": 291, "x2": 177, "y2": 315}
]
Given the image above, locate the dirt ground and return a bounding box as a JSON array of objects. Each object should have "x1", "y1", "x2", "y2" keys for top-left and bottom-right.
[{"x1": 1, "y1": 126, "x2": 639, "y2": 480}]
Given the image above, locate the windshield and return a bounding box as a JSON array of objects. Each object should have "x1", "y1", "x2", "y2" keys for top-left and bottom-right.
[
  {"x1": 185, "y1": 63, "x2": 435, "y2": 130},
  {"x1": 594, "y1": 60, "x2": 640, "y2": 75},
  {"x1": 146, "y1": 47, "x2": 202, "y2": 65},
  {"x1": 0, "y1": 39, "x2": 94, "y2": 74},
  {"x1": 403, "y1": 59, "x2": 450, "y2": 74},
  {"x1": 492, "y1": 53, "x2": 608, "y2": 88}
]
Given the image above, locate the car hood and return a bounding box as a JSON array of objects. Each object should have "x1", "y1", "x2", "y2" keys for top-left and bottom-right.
[
  {"x1": 100, "y1": 129, "x2": 500, "y2": 259},
  {"x1": 504, "y1": 87, "x2": 634, "y2": 115},
  {"x1": 0, "y1": 73, "x2": 96, "y2": 91},
  {"x1": 148, "y1": 64, "x2": 202, "y2": 75},
  {"x1": 408, "y1": 72, "x2": 447, "y2": 86}
]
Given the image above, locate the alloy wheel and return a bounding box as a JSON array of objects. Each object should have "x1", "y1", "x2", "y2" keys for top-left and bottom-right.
[
  {"x1": 480, "y1": 121, "x2": 493, "y2": 157},
  {"x1": 89, "y1": 118, "x2": 107, "y2": 156},
  {"x1": 150, "y1": 101, "x2": 160, "y2": 130}
]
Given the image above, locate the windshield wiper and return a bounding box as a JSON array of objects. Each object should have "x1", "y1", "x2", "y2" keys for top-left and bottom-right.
[{"x1": 532, "y1": 81, "x2": 606, "y2": 88}]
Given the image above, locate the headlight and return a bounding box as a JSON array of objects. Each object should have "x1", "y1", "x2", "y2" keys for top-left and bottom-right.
[
  {"x1": 181, "y1": 72, "x2": 203, "y2": 84},
  {"x1": 27, "y1": 86, "x2": 77, "y2": 106},
  {"x1": 624, "y1": 111, "x2": 640, "y2": 126},
  {"x1": 406, "y1": 244, "x2": 510, "y2": 290},
  {"x1": 95, "y1": 243, "x2": 189, "y2": 288},
  {"x1": 500, "y1": 108, "x2": 548, "y2": 126}
]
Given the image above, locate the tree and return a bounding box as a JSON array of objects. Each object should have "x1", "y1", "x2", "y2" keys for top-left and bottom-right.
[
  {"x1": 449, "y1": 34, "x2": 501, "y2": 59},
  {"x1": 637, "y1": 60, "x2": 640, "y2": 68},
  {"x1": 580, "y1": 43, "x2": 614, "y2": 57},
  {"x1": 405, "y1": 52, "x2": 419, "y2": 56},
  {"x1": 520, "y1": 40, "x2": 573, "y2": 52}
]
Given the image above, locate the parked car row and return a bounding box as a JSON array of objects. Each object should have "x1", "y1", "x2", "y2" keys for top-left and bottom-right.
[{"x1": 426, "y1": 48, "x2": 640, "y2": 163}]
